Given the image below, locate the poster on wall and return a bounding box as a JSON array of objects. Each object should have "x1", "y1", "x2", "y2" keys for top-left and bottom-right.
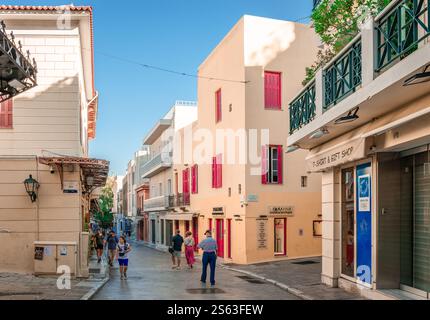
[
  {"x1": 257, "y1": 218, "x2": 268, "y2": 249},
  {"x1": 356, "y1": 163, "x2": 372, "y2": 286},
  {"x1": 34, "y1": 247, "x2": 44, "y2": 261},
  {"x1": 358, "y1": 174, "x2": 371, "y2": 212}
]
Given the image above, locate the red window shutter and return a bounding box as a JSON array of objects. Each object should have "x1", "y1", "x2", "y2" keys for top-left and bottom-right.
[
  {"x1": 215, "y1": 89, "x2": 222, "y2": 123},
  {"x1": 277, "y1": 145, "x2": 283, "y2": 185},
  {"x1": 0, "y1": 99, "x2": 13, "y2": 129},
  {"x1": 264, "y1": 72, "x2": 281, "y2": 109},
  {"x1": 192, "y1": 165, "x2": 198, "y2": 194},
  {"x1": 262, "y1": 145, "x2": 268, "y2": 185},
  {"x1": 216, "y1": 154, "x2": 223, "y2": 188},
  {"x1": 183, "y1": 168, "x2": 190, "y2": 194},
  {"x1": 212, "y1": 156, "x2": 217, "y2": 188}
]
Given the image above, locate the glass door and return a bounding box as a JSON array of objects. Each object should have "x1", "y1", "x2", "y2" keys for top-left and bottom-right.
[{"x1": 274, "y1": 218, "x2": 286, "y2": 256}]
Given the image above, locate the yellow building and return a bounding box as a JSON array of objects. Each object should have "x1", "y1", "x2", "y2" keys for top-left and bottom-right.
[
  {"x1": 170, "y1": 15, "x2": 323, "y2": 264},
  {"x1": 0, "y1": 6, "x2": 108, "y2": 277}
]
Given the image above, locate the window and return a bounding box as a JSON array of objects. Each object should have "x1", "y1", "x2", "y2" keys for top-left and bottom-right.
[
  {"x1": 264, "y1": 71, "x2": 282, "y2": 109},
  {"x1": 159, "y1": 183, "x2": 163, "y2": 196},
  {"x1": 301, "y1": 176, "x2": 308, "y2": 188},
  {"x1": 0, "y1": 99, "x2": 13, "y2": 129},
  {"x1": 215, "y1": 89, "x2": 222, "y2": 123},
  {"x1": 262, "y1": 146, "x2": 283, "y2": 185},
  {"x1": 212, "y1": 154, "x2": 223, "y2": 189},
  {"x1": 191, "y1": 165, "x2": 198, "y2": 194}
]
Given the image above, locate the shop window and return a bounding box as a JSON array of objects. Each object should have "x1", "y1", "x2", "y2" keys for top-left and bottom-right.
[
  {"x1": 341, "y1": 168, "x2": 355, "y2": 278},
  {"x1": 262, "y1": 145, "x2": 283, "y2": 185}
]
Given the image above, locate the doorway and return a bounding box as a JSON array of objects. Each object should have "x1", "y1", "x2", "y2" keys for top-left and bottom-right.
[
  {"x1": 151, "y1": 220, "x2": 156, "y2": 244},
  {"x1": 216, "y1": 219, "x2": 224, "y2": 258},
  {"x1": 274, "y1": 218, "x2": 286, "y2": 256}
]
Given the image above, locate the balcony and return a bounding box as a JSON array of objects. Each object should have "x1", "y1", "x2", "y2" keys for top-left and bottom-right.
[
  {"x1": 144, "y1": 196, "x2": 171, "y2": 212},
  {"x1": 169, "y1": 193, "x2": 191, "y2": 208},
  {"x1": 141, "y1": 152, "x2": 173, "y2": 179},
  {"x1": 288, "y1": 0, "x2": 430, "y2": 149}
]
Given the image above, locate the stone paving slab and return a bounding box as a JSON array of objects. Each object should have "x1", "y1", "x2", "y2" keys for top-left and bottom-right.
[
  {"x1": 0, "y1": 255, "x2": 109, "y2": 301},
  {"x1": 222, "y1": 257, "x2": 366, "y2": 300}
]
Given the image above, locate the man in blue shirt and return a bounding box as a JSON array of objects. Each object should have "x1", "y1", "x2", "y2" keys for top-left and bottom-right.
[
  {"x1": 198, "y1": 230, "x2": 218, "y2": 286},
  {"x1": 171, "y1": 230, "x2": 184, "y2": 270},
  {"x1": 105, "y1": 230, "x2": 119, "y2": 267}
]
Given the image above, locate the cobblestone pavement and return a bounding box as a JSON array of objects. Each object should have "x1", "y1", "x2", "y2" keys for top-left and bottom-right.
[
  {"x1": 223, "y1": 257, "x2": 366, "y2": 300},
  {"x1": 93, "y1": 242, "x2": 299, "y2": 300}
]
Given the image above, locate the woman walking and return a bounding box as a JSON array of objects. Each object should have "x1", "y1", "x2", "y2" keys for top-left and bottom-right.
[
  {"x1": 116, "y1": 236, "x2": 132, "y2": 280},
  {"x1": 184, "y1": 231, "x2": 196, "y2": 269},
  {"x1": 93, "y1": 229, "x2": 104, "y2": 263}
]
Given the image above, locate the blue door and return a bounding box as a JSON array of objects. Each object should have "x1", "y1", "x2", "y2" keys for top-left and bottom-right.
[{"x1": 356, "y1": 163, "x2": 372, "y2": 285}]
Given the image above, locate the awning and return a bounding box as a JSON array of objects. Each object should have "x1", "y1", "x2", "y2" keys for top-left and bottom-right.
[
  {"x1": 39, "y1": 157, "x2": 109, "y2": 194},
  {"x1": 306, "y1": 137, "x2": 367, "y2": 172},
  {"x1": 0, "y1": 21, "x2": 37, "y2": 102}
]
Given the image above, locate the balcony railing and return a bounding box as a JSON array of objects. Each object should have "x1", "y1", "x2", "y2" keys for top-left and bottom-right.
[
  {"x1": 289, "y1": 81, "x2": 316, "y2": 134},
  {"x1": 376, "y1": 0, "x2": 430, "y2": 71},
  {"x1": 144, "y1": 196, "x2": 171, "y2": 211},
  {"x1": 313, "y1": 0, "x2": 323, "y2": 11},
  {"x1": 169, "y1": 193, "x2": 191, "y2": 207},
  {"x1": 140, "y1": 151, "x2": 172, "y2": 178},
  {"x1": 324, "y1": 39, "x2": 362, "y2": 111}
]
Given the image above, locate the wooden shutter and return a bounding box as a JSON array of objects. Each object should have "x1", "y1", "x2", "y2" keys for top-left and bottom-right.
[
  {"x1": 215, "y1": 89, "x2": 222, "y2": 123},
  {"x1": 192, "y1": 165, "x2": 198, "y2": 194},
  {"x1": 217, "y1": 154, "x2": 223, "y2": 188},
  {"x1": 277, "y1": 145, "x2": 283, "y2": 184},
  {"x1": 212, "y1": 156, "x2": 217, "y2": 188},
  {"x1": 265, "y1": 72, "x2": 282, "y2": 109},
  {"x1": 0, "y1": 99, "x2": 13, "y2": 128},
  {"x1": 262, "y1": 145, "x2": 268, "y2": 185}
]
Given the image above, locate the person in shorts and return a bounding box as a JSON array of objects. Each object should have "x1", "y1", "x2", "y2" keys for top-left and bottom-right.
[
  {"x1": 116, "y1": 236, "x2": 132, "y2": 280},
  {"x1": 171, "y1": 230, "x2": 184, "y2": 270},
  {"x1": 105, "y1": 230, "x2": 119, "y2": 267}
]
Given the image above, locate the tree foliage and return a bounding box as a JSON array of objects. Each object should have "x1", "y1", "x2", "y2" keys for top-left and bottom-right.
[
  {"x1": 303, "y1": 0, "x2": 392, "y2": 85},
  {"x1": 93, "y1": 178, "x2": 115, "y2": 230}
]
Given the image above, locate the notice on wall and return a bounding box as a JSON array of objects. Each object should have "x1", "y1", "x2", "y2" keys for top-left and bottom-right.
[
  {"x1": 257, "y1": 218, "x2": 268, "y2": 250},
  {"x1": 44, "y1": 246, "x2": 53, "y2": 257},
  {"x1": 358, "y1": 174, "x2": 371, "y2": 212},
  {"x1": 60, "y1": 246, "x2": 68, "y2": 256},
  {"x1": 63, "y1": 181, "x2": 79, "y2": 194}
]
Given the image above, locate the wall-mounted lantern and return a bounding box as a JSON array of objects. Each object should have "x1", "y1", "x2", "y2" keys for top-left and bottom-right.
[{"x1": 24, "y1": 175, "x2": 40, "y2": 203}]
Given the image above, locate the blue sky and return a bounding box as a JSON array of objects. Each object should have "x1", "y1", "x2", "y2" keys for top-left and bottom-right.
[{"x1": 6, "y1": 0, "x2": 312, "y2": 174}]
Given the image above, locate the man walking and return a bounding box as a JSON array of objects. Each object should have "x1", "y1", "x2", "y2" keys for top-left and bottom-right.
[
  {"x1": 105, "y1": 230, "x2": 119, "y2": 267},
  {"x1": 198, "y1": 230, "x2": 218, "y2": 286},
  {"x1": 171, "y1": 230, "x2": 184, "y2": 270}
]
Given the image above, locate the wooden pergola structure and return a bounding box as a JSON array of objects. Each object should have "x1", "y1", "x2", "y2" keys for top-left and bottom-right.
[{"x1": 39, "y1": 157, "x2": 110, "y2": 194}]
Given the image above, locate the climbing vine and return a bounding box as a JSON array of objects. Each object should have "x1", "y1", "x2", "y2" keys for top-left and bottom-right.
[{"x1": 303, "y1": 0, "x2": 392, "y2": 85}]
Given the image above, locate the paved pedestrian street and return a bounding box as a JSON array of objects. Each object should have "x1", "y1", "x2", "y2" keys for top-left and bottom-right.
[{"x1": 93, "y1": 243, "x2": 299, "y2": 300}]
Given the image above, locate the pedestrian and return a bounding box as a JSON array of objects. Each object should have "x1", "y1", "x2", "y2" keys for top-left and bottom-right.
[
  {"x1": 171, "y1": 230, "x2": 184, "y2": 270},
  {"x1": 93, "y1": 229, "x2": 105, "y2": 263},
  {"x1": 184, "y1": 231, "x2": 195, "y2": 269},
  {"x1": 116, "y1": 236, "x2": 132, "y2": 280},
  {"x1": 198, "y1": 230, "x2": 218, "y2": 286},
  {"x1": 105, "y1": 230, "x2": 119, "y2": 267}
]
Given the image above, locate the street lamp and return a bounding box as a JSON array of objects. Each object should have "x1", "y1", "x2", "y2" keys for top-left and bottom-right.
[{"x1": 23, "y1": 175, "x2": 40, "y2": 203}]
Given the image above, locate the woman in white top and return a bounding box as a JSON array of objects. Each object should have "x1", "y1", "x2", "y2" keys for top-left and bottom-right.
[{"x1": 184, "y1": 231, "x2": 196, "y2": 269}]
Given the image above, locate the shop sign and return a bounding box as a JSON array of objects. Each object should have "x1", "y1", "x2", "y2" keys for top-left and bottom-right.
[
  {"x1": 257, "y1": 218, "x2": 268, "y2": 249},
  {"x1": 212, "y1": 207, "x2": 225, "y2": 216},
  {"x1": 269, "y1": 206, "x2": 294, "y2": 216},
  {"x1": 247, "y1": 195, "x2": 259, "y2": 203},
  {"x1": 63, "y1": 181, "x2": 79, "y2": 194},
  {"x1": 306, "y1": 138, "x2": 366, "y2": 172}
]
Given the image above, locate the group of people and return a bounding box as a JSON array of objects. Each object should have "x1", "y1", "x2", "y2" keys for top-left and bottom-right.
[
  {"x1": 170, "y1": 229, "x2": 218, "y2": 286},
  {"x1": 92, "y1": 229, "x2": 132, "y2": 280},
  {"x1": 91, "y1": 228, "x2": 219, "y2": 286}
]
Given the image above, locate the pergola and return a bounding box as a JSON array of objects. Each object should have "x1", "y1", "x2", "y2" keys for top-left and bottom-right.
[
  {"x1": 39, "y1": 157, "x2": 110, "y2": 195},
  {"x1": 0, "y1": 20, "x2": 37, "y2": 102}
]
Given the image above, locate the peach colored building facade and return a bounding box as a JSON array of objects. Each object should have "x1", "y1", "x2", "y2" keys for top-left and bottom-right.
[
  {"x1": 0, "y1": 6, "x2": 105, "y2": 277},
  {"x1": 171, "y1": 16, "x2": 323, "y2": 264}
]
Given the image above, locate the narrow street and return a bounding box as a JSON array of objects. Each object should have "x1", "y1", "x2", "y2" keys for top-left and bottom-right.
[{"x1": 93, "y1": 243, "x2": 299, "y2": 300}]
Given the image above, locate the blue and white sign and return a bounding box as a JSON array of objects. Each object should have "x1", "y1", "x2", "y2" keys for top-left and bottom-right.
[{"x1": 356, "y1": 163, "x2": 372, "y2": 285}]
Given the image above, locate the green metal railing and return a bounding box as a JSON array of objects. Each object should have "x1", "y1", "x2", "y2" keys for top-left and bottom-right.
[
  {"x1": 324, "y1": 39, "x2": 362, "y2": 111},
  {"x1": 289, "y1": 81, "x2": 316, "y2": 134},
  {"x1": 376, "y1": 0, "x2": 430, "y2": 71}
]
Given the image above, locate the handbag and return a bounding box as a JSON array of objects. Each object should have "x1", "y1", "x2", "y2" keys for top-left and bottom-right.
[{"x1": 168, "y1": 247, "x2": 174, "y2": 254}]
